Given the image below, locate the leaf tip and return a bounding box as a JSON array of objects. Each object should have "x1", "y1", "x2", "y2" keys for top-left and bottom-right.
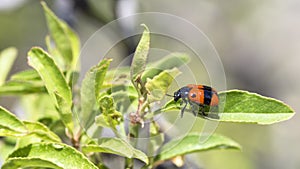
[
  {"x1": 27, "y1": 47, "x2": 43, "y2": 63},
  {"x1": 140, "y1": 24, "x2": 149, "y2": 32},
  {"x1": 3, "y1": 47, "x2": 18, "y2": 56},
  {"x1": 40, "y1": 1, "x2": 48, "y2": 10}
]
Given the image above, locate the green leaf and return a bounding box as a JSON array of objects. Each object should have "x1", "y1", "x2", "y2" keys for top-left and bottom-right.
[
  {"x1": 80, "y1": 59, "x2": 112, "y2": 124},
  {"x1": 66, "y1": 23, "x2": 80, "y2": 70},
  {"x1": 54, "y1": 92, "x2": 74, "y2": 132},
  {"x1": 10, "y1": 69, "x2": 41, "y2": 81},
  {"x1": 17, "y1": 121, "x2": 61, "y2": 148},
  {"x1": 154, "y1": 133, "x2": 241, "y2": 162},
  {"x1": 0, "y1": 107, "x2": 61, "y2": 143},
  {"x1": 2, "y1": 158, "x2": 63, "y2": 169},
  {"x1": 3, "y1": 143, "x2": 98, "y2": 169},
  {"x1": 95, "y1": 59, "x2": 112, "y2": 100},
  {"x1": 41, "y1": 2, "x2": 80, "y2": 71},
  {"x1": 23, "y1": 121, "x2": 61, "y2": 142},
  {"x1": 141, "y1": 52, "x2": 190, "y2": 82},
  {"x1": 0, "y1": 106, "x2": 27, "y2": 137},
  {"x1": 0, "y1": 107, "x2": 61, "y2": 144},
  {"x1": 0, "y1": 81, "x2": 46, "y2": 95},
  {"x1": 130, "y1": 24, "x2": 150, "y2": 82},
  {"x1": 27, "y1": 47, "x2": 72, "y2": 105},
  {"x1": 27, "y1": 47, "x2": 73, "y2": 131},
  {"x1": 145, "y1": 68, "x2": 181, "y2": 103},
  {"x1": 132, "y1": 149, "x2": 149, "y2": 165},
  {"x1": 82, "y1": 137, "x2": 149, "y2": 164},
  {"x1": 0, "y1": 69, "x2": 45, "y2": 95},
  {"x1": 0, "y1": 139, "x2": 16, "y2": 164},
  {"x1": 0, "y1": 47, "x2": 18, "y2": 85},
  {"x1": 80, "y1": 68, "x2": 97, "y2": 128},
  {"x1": 45, "y1": 35, "x2": 63, "y2": 68},
  {"x1": 216, "y1": 90, "x2": 295, "y2": 124}
]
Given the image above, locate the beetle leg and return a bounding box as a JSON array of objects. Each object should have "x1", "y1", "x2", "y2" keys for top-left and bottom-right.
[
  {"x1": 202, "y1": 111, "x2": 208, "y2": 117},
  {"x1": 190, "y1": 103, "x2": 198, "y2": 116},
  {"x1": 192, "y1": 110, "x2": 197, "y2": 116},
  {"x1": 181, "y1": 99, "x2": 188, "y2": 118},
  {"x1": 200, "y1": 105, "x2": 207, "y2": 117}
]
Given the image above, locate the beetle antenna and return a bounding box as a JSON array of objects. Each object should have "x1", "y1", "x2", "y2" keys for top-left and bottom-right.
[{"x1": 165, "y1": 93, "x2": 174, "y2": 97}]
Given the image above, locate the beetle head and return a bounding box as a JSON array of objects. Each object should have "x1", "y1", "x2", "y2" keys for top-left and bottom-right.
[{"x1": 174, "y1": 90, "x2": 181, "y2": 102}]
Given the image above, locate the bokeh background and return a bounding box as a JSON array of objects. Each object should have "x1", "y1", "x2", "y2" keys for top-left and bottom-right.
[{"x1": 0, "y1": 0, "x2": 299, "y2": 169}]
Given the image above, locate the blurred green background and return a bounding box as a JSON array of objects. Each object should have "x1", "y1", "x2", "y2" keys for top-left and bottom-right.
[{"x1": 0, "y1": 0, "x2": 299, "y2": 169}]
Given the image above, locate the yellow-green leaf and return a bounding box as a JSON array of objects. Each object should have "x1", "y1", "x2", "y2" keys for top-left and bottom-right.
[
  {"x1": 0, "y1": 47, "x2": 17, "y2": 85},
  {"x1": 216, "y1": 90, "x2": 295, "y2": 124},
  {"x1": 27, "y1": 47, "x2": 73, "y2": 132},
  {"x1": 95, "y1": 59, "x2": 112, "y2": 100},
  {"x1": 82, "y1": 137, "x2": 148, "y2": 164},
  {"x1": 24, "y1": 121, "x2": 61, "y2": 143},
  {"x1": 145, "y1": 68, "x2": 181, "y2": 103},
  {"x1": 41, "y1": 2, "x2": 80, "y2": 71},
  {"x1": 3, "y1": 143, "x2": 98, "y2": 169},
  {"x1": 141, "y1": 52, "x2": 190, "y2": 82},
  {"x1": 10, "y1": 69, "x2": 41, "y2": 81},
  {"x1": 130, "y1": 24, "x2": 150, "y2": 82},
  {"x1": 0, "y1": 106, "x2": 27, "y2": 137},
  {"x1": 0, "y1": 81, "x2": 46, "y2": 95},
  {"x1": 154, "y1": 133, "x2": 240, "y2": 162}
]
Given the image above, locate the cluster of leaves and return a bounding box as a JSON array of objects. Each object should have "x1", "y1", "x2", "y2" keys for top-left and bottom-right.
[{"x1": 0, "y1": 2, "x2": 295, "y2": 169}]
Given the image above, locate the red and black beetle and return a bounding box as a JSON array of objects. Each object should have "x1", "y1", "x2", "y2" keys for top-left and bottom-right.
[{"x1": 171, "y1": 84, "x2": 219, "y2": 118}]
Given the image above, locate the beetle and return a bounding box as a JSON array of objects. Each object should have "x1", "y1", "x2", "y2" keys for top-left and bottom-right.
[{"x1": 170, "y1": 84, "x2": 219, "y2": 118}]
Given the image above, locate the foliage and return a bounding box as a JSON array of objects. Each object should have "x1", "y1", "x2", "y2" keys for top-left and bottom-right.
[{"x1": 0, "y1": 2, "x2": 295, "y2": 169}]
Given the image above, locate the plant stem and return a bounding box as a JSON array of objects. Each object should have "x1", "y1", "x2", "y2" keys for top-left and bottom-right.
[
  {"x1": 109, "y1": 120, "x2": 122, "y2": 138},
  {"x1": 71, "y1": 128, "x2": 82, "y2": 149},
  {"x1": 125, "y1": 157, "x2": 133, "y2": 169}
]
